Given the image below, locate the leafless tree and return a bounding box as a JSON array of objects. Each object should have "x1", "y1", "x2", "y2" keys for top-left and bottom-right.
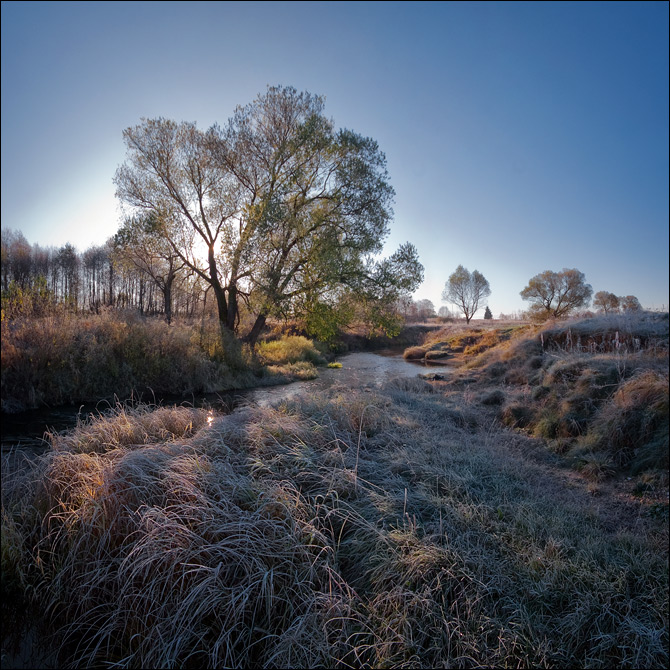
[{"x1": 442, "y1": 265, "x2": 491, "y2": 323}]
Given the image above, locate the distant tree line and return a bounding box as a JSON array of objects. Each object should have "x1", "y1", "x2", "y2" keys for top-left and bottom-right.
[
  {"x1": 440, "y1": 265, "x2": 644, "y2": 323},
  {"x1": 0, "y1": 228, "x2": 207, "y2": 320},
  {"x1": 1, "y1": 223, "x2": 422, "y2": 336},
  {"x1": 395, "y1": 297, "x2": 436, "y2": 322}
]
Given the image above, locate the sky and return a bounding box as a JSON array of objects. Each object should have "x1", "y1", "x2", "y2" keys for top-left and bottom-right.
[{"x1": 2, "y1": 0, "x2": 668, "y2": 315}]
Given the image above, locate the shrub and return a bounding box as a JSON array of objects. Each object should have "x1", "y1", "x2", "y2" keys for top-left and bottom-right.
[
  {"x1": 557, "y1": 394, "x2": 597, "y2": 437},
  {"x1": 500, "y1": 403, "x2": 534, "y2": 429},
  {"x1": 543, "y1": 359, "x2": 588, "y2": 386},
  {"x1": 257, "y1": 335, "x2": 327, "y2": 366},
  {"x1": 533, "y1": 411, "x2": 561, "y2": 439},
  {"x1": 582, "y1": 370, "x2": 669, "y2": 470},
  {"x1": 578, "y1": 453, "x2": 616, "y2": 481},
  {"x1": 573, "y1": 361, "x2": 624, "y2": 400}
]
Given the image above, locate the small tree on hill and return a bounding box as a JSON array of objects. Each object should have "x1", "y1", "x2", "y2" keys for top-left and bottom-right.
[
  {"x1": 593, "y1": 291, "x2": 620, "y2": 315},
  {"x1": 442, "y1": 265, "x2": 491, "y2": 324},
  {"x1": 620, "y1": 295, "x2": 642, "y2": 312},
  {"x1": 484, "y1": 306, "x2": 493, "y2": 319},
  {"x1": 520, "y1": 268, "x2": 592, "y2": 321}
]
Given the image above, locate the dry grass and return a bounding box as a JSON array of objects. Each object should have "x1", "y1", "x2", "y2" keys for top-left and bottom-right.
[
  {"x1": 256, "y1": 335, "x2": 327, "y2": 367},
  {"x1": 441, "y1": 312, "x2": 669, "y2": 478},
  {"x1": 580, "y1": 370, "x2": 669, "y2": 472},
  {"x1": 403, "y1": 321, "x2": 529, "y2": 364},
  {"x1": 2, "y1": 371, "x2": 668, "y2": 668},
  {"x1": 0, "y1": 314, "x2": 329, "y2": 412}
]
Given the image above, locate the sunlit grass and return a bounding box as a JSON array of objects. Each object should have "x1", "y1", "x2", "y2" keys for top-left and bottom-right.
[
  {"x1": 423, "y1": 312, "x2": 669, "y2": 478},
  {"x1": 256, "y1": 335, "x2": 327, "y2": 366}
]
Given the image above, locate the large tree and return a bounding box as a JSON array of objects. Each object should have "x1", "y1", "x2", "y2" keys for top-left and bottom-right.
[
  {"x1": 442, "y1": 265, "x2": 491, "y2": 323},
  {"x1": 114, "y1": 86, "x2": 422, "y2": 359},
  {"x1": 520, "y1": 268, "x2": 592, "y2": 320}
]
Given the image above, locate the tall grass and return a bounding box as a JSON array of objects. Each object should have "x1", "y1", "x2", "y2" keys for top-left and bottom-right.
[
  {"x1": 2, "y1": 377, "x2": 667, "y2": 667},
  {"x1": 256, "y1": 335, "x2": 327, "y2": 366},
  {"x1": 1, "y1": 313, "x2": 327, "y2": 412}
]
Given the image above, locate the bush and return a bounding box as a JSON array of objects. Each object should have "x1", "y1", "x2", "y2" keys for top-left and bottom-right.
[
  {"x1": 578, "y1": 452, "x2": 616, "y2": 481},
  {"x1": 582, "y1": 370, "x2": 669, "y2": 470},
  {"x1": 533, "y1": 411, "x2": 561, "y2": 439},
  {"x1": 256, "y1": 335, "x2": 327, "y2": 366},
  {"x1": 500, "y1": 403, "x2": 534, "y2": 429}
]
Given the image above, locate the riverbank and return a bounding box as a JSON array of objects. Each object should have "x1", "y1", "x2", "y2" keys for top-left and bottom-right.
[
  {"x1": 1, "y1": 312, "x2": 436, "y2": 414},
  {"x1": 1, "y1": 349, "x2": 456, "y2": 459},
  {"x1": 416, "y1": 312, "x2": 669, "y2": 482},
  {"x1": 2, "y1": 317, "x2": 668, "y2": 668},
  {"x1": 0, "y1": 313, "x2": 307, "y2": 413}
]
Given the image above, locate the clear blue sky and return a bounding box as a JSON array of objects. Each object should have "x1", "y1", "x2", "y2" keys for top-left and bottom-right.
[{"x1": 2, "y1": 1, "x2": 668, "y2": 314}]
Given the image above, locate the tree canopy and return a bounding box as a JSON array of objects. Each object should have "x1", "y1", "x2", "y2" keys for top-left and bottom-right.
[
  {"x1": 593, "y1": 292, "x2": 643, "y2": 314},
  {"x1": 520, "y1": 268, "x2": 592, "y2": 320},
  {"x1": 114, "y1": 86, "x2": 422, "y2": 354},
  {"x1": 441, "y1": 265, "x2": 491, "y2": 323},
  {"x1": 620, "y1": 295, "x2": 642, "y2": 312}
]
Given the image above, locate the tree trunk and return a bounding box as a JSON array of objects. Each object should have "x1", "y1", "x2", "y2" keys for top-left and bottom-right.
[
  {"x1": 226, "y1": 284, "x2": 239, "y2": 331},
  {"x1": 210, "y1": 282, "x2": 246, "y2": 369},
  {"x1": 245, "y1": 313, "x2": 267, "y2": 346},
  {"x1": 163, "y1": 278, "x2": 173, "y2": 325}
]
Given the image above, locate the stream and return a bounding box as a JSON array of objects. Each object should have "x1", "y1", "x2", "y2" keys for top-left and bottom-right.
[{"x1": 1, "y1": 350, "x2": 453, "y2": 459}]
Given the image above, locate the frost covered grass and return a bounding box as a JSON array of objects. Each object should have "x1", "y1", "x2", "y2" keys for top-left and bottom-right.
[
  {"x1": 2, "y1": 378, "x2": 667, "y2": 668},
  {"x1": 428, "y1": 312, "x2": 669, "y2": 479}
]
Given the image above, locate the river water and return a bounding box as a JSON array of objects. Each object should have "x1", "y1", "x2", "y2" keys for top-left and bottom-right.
[{"x1": 1, "y1": 350, "x2": 453, "y2": 458}]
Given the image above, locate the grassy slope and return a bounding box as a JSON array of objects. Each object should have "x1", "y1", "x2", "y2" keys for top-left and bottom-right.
[
  {"x1": 2, "y1": 315, "x2": 668, "y2": 668},
  {"x1": 449, "y1": 312, "x2": 669, "y2": 481}
]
